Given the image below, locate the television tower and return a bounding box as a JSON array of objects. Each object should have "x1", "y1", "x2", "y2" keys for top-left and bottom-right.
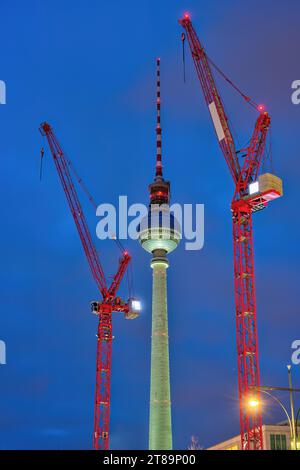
[{"x1": 139, "y1": 58, "x2": 181, "y2": 450}]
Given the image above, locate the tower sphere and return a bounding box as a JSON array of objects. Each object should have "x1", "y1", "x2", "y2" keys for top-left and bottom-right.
[{"x1": 139, "y1": 205, "x2": 181, "y2": 254}]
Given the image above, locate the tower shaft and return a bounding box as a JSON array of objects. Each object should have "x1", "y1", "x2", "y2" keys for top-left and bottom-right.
[{"x1": 149, "y1": 250, "x2": 172, "y2": 450}]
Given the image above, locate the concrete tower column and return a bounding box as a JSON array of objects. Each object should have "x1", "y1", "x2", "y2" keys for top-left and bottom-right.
[{"x1": 149, "y1": 249, "x2": 172, "y2": 450}]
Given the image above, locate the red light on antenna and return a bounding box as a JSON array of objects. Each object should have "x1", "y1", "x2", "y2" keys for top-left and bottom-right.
[
  {"x1": 183, "y1": 12, "x2": 190, "y2": 19},
  {"x1": 258, "y1": 104, "x2": 265, "y2": 112}
]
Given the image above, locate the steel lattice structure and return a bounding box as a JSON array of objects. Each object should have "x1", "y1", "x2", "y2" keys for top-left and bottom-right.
[
  {"x1": 40, "y1": 122, "x2": 137, "y2": 450},
  {"x1": 180, "y1": 14, "x2": 282, "y2": 450}
]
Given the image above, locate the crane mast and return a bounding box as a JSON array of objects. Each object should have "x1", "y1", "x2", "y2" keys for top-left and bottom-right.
[
  {"x1": 235, "y1": 112, "x2": 271, "y2": 198},
  {"x1": 40, "y1": 122, "x2": 138, "y2": 450},
  {"x1": 180, "y1": 15, "x2": 282, "y2": 450}
]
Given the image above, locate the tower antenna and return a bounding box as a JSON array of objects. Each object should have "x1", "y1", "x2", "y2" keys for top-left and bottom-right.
[{"x1": 155, "y1": 58, "x2": 163, "y2": 180}]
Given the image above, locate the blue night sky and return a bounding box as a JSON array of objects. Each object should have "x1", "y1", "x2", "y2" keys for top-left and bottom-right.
[{"x1": 0, "y1": 0, "x2": 300, "y2": 450}]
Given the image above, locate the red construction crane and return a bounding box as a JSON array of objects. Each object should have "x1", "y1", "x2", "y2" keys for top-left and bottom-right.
[
  {"x1": 39, "y1": 122, "x2": 140, "y2": 450},
  {"x1": 179, "y1": 14, "x2": 283, "y2": 450}
]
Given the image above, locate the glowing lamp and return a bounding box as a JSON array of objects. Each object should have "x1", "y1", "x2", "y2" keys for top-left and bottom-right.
[
  {"x1": 248, "y1": 398, "x2": 260, "y2": 408},
  {"x1": 249, "y1": 181, "x2": 259, "y2": 195},
  {"x1": 131, "y1": 300, "x2": 141, "y2": 311}
]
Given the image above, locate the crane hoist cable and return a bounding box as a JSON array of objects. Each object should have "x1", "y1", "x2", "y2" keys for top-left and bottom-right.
[
  {"x1": 206, "y1": 54, "x2": 259, "y2": 110},
  {"x1": 181, "y1": 32, "x2": 186, "y2": 82},
  {"x1": 40, "y1": 144, "x2": 135, "y2": 295},
  {"x1": 180, "y1": 28, "x2": 270, "y2": 162},
  {"x1": 66, "y1": 156, "x2": 128, "y2": 254},
  {"x1": 51, "y1": 148, "x2": 134, "y2": 293},
  {"x1": 203, "y1": 52, "x2": 273, "y2": 168},
  {"x1": 39, "y1": 147, "x2": 44, "y2": 181},
  {"x1": 181, "y1": 29, "x2": 260, "y2": 110},
  {"x1": 41, "y1": 145, "x2": 127, "y2": 255}
]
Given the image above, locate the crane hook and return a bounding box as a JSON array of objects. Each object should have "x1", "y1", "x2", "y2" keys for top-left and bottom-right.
[
  {"x1": 40, "y1": 147, "x2": 44, "y2": 181},
  {"x1": 181, "y1": 32, "x2": 186, "y2": 83}
]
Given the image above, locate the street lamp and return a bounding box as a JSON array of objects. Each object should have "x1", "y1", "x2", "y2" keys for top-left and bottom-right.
[
  {"x1": 249, "y1": 365, "x2": 300, "y2": 450},
  {"x1": 287, "y1": 365, "x2": 297, "y2": 451},
  {"x1": 296, "y1": 407, "x2": 300, "y2": 439},
  {"x1": 248, "y1": 398, "x2": 260, "y2": 408}
]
